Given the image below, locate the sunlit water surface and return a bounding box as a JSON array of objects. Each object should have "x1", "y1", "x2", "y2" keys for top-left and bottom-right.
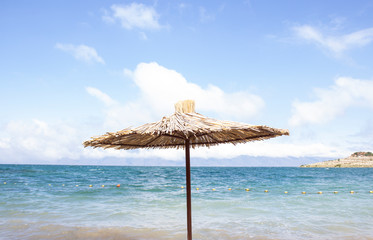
[{"x1": 1, "y1": 165, "x2": 373, "y2": 239}]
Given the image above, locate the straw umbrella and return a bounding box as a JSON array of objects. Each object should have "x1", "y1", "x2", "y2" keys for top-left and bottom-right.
[{"x1": 83, "y1": 100, "x2": 289, "y2": 240}]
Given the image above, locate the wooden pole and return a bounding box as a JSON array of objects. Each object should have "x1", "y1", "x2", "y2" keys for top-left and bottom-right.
[{"x1": 185, "y1": 139, "x2": 192, "y2": 240}]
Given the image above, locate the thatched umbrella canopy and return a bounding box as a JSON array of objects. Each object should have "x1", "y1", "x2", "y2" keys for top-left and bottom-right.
[{"x1": 83, "y1": 100, "x2": 289, "y2": 240}]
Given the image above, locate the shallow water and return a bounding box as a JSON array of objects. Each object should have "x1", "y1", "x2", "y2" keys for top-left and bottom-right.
[{"x1": 1, "y1": 165, "x2": 373, "y2": 239}]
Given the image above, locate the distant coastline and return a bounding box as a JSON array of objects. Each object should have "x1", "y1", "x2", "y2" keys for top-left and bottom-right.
[{"x1": 300, "y1": 152, "x2": 373, "y2": 168}]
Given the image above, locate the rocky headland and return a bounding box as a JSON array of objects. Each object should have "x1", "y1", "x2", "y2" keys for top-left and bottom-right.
[{"x1": 300, "y1": 152, "x2": 373, "y2": 168}]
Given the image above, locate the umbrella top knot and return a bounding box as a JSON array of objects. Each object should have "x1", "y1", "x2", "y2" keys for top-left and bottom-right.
[{"x1": 175, "y1": 100, "x2": 195, "y2": 113}]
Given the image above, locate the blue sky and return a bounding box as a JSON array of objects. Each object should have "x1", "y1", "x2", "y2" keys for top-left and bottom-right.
[{"x1": 1, "y1": 0, "x2": 373, "y2": 165}]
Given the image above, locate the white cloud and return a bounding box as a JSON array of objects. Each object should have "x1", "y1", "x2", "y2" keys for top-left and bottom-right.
[
  {"x1": 0, "y1": 118, "x2": 182, "y2": 163},
  {"x1": 83, "y1": 62, "x2": 265, "y2": 132},
  {"x1": 55, "y1": 43, "x2": 105, "y2": 64},
  {"x1": 0, "y1": 119, "x2": 82, "y2": 162},
  {"x1": 289, "y1": 77, "x2": 373, "y2": 126},
  {"x1": 124, "y1": 62, "x2": 265, "y2": 121},
  {"x1": 86, "y1": 87, "x2": 117, "y2": 106},
  {"x1": 104, "y1": 3, "x2": 163, "y2": 30},
  {"x1": 0, "y1": 138, "x2": 10, "y2": 149},
  {"x1": 293, "y1": 25, "x2": 373, "y2": 55}
]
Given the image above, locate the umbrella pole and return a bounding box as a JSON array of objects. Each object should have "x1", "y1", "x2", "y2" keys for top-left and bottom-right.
[{"x1": 185, "y1": 139, "x2": 192, "y2": 240}]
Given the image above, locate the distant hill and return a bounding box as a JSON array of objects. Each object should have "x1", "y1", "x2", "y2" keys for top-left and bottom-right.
[{"x1": 300, "y1": 152, "x2": 373, "y2": 168}]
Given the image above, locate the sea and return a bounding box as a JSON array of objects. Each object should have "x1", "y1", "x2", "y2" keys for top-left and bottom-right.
[{"x1": 1, "y1": 164, "x2": 373, "y2": 240}]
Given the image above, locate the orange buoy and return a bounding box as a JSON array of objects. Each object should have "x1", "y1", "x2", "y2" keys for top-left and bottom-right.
[{"x1": 116, "y1": 184, "x2": 121, "y2": 188}]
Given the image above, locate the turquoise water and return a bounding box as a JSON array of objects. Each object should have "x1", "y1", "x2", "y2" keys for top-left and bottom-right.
[{"x1": 1, "y1": 165, "x2": 373, "y2": 239}]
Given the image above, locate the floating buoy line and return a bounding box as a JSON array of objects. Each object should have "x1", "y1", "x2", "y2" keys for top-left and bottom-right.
[{"x1": 2, "y1": 181, "x2": 373, "y2": 195}]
